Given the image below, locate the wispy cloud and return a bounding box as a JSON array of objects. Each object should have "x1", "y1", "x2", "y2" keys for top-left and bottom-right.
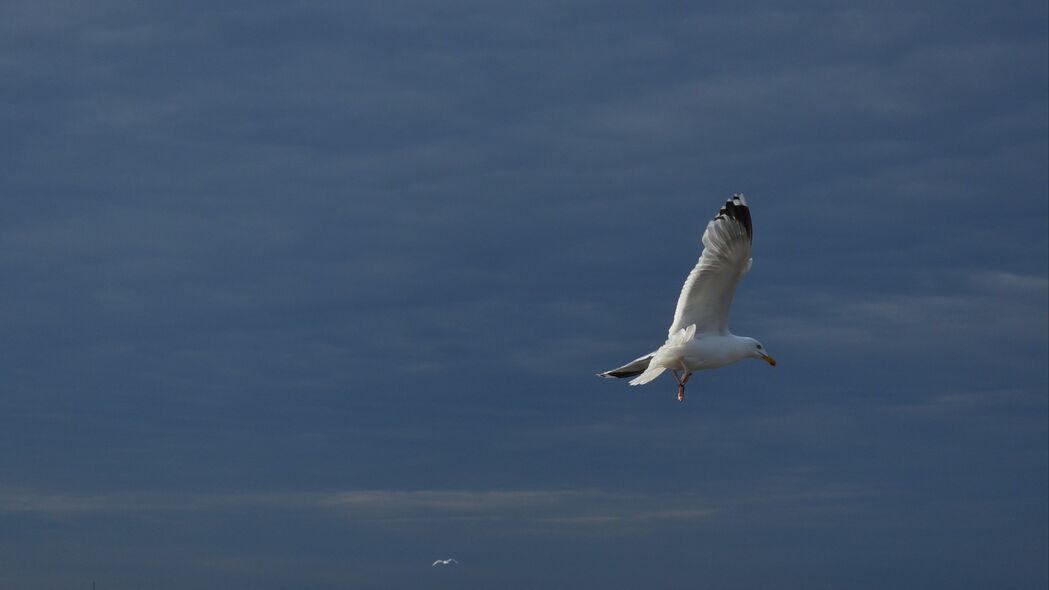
[{"x1": 0, "y1": 484, "x2": 881, "y2": 532}]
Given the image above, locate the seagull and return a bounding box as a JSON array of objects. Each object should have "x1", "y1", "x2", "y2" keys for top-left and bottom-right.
[
  {"x1": 598, "y1": 194, "x2": 776, "y2": 401},
  {"x1": 432, "y1": 558, "x2": 459, "y2": 566}
]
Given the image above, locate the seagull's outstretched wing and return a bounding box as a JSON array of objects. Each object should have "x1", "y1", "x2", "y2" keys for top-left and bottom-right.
[
  {"x1": 432, "y1": 558, "x2": 459, "y2": 566},
  {"x1": 668, "y1": 194, "x2": 754, "y2": 336}
]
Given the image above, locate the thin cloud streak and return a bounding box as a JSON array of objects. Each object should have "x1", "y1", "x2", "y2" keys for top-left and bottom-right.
[{"x1": 0, "y1": 484, "x2": 886, "y2": 531}]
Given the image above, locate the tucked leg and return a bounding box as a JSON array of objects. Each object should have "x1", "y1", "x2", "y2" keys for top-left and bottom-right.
[
  {"x1": 671, "y1": 369, "x2": 684, "y2": 401},
  {"x1": 678, "y1": 371, "x2": 692, "y2": 402},
  {"x1": 675, "y1": 361, "x2": 692, "y2": 402}
]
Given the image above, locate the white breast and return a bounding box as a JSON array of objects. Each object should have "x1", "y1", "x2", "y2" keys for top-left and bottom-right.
[{"x1": 682, "y1": 334, "x2": 750, "y2": 371}]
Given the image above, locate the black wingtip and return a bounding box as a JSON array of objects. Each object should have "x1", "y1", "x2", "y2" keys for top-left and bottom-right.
[
  {"x1": 598, "y1": 369, "x2": 646, "y2": 379},
  {"x1": 714, "y1": 193, "x2": 752, "y2": 240}
]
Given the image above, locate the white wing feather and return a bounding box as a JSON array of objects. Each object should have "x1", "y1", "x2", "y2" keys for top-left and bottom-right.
[{"x1": 668, "y1": 194, "x2": 754, "y2": 336}]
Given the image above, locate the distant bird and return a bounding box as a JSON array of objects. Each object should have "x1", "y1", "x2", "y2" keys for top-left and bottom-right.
[
  {"x1": 598, "y1": 194, "x2": 776, "y2": 401},
  {"x1": 432, "y1": 558, "x2": 459, "y2": 566}
]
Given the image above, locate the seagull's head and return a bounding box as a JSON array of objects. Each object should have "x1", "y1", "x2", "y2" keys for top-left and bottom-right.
[{"x1": 746, "y1": 338, "x2": 776, "y2": 366}]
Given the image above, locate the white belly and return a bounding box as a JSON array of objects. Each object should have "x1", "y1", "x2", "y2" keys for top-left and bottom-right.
[{"x1": 680, "y1": 335, "x2": 747, "y2": 371}]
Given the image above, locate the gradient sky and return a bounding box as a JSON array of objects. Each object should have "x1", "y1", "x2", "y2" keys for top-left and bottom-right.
[{"x1": 2, "y1": 0, "x2": 1047, "y2": 588}]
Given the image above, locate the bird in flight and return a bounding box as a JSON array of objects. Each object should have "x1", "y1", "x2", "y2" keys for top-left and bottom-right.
[
  {"x1": 598, "y1": 194, "x2": 776, "y2": 401},
  {"x1": 432, "y1": 558, "x2": 459, "y2": 566}
]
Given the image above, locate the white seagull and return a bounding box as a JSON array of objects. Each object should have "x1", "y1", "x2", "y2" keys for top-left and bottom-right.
[
  {"x1": 432, "y1": 558, "x2": 459, "y2": 566},
  {"x1": 598, "y1": 194, "x2": 776, "y2": 401}
]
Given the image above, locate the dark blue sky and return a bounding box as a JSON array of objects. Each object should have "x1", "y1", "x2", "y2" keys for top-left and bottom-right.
[{"x1": 2, "y1": 0, "x2": 1047, "y2": 588}]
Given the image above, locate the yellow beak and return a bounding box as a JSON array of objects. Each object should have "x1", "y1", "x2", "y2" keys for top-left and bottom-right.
[{"x1": 761, "y1": 353, "x2": 777, "y2": 367}]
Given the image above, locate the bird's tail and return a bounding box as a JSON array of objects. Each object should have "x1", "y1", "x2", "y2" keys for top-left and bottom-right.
[
  {"x1": 613, "y1": 325, "x2": 696, "y2": 386},
  {"x1": 628, "y1": 364, "x2": 666, "y2": 386},
  {"x1": 597, "y1": 353, "x2": 654, "y2": 379}
]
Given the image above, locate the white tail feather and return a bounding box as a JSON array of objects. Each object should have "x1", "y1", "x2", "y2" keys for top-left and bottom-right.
[
  {"x1": 627, "y1": 324, "x2": 696, "y2": 386},
  {"x1": 629, "y1": 365, "x2": 666, "y2": 386}
]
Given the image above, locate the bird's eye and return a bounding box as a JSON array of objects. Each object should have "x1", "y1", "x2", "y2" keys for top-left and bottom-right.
[{"x1": 757, "y1": 345, "x2": 762, "y2": 349}]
